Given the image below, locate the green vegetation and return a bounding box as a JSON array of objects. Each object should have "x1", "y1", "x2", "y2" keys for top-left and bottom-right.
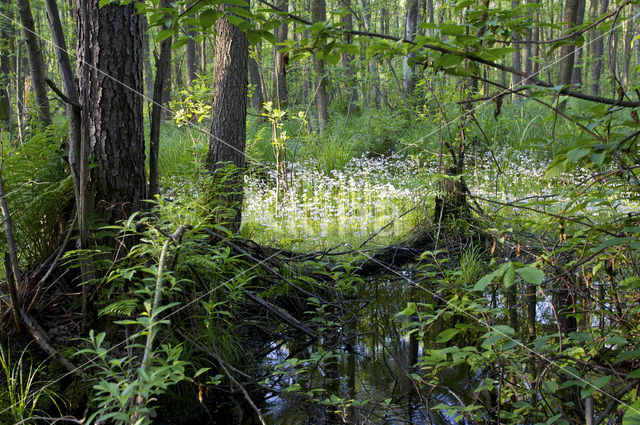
[{"x1": 2, "y1": 0, "x2": 640, "y2": 424}]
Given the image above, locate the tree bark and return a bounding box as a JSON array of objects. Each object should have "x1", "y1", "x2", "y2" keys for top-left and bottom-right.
[
  {"x1": 591, "y1": 0, "x2": 609, "y2": 95},
  {"x1": 557, "y1": 0, "x2": 580, "y2": 109},
  {"x1": 249, "y1": 54, "x2": 264, "y2": 115},
  {"x1": 274, "y1": 0, "x2": 288, "y2": 107},
  {"x1": 186, "y1": 25, "x2": 197, "y2": 85},
  {"x1": 511, "y1": 0, "x2": 522, "y2": 100},
  {"x1": 75, "y1": 0, "x2": 147, "y2": 224},
  {"x1": 17, "y1": 0, "x2": 52, "y2": 126},
  {"x1": 0, "y1": 0, "x2": 13, "y2": 130},
  {"x1": 359, "y1": 0, "x2": 380, "y2": 108},
  {"x1": 45, "y1": 0, "x2": 87, "y2": 252},
  {"x1": 142, "y1": 15, "x2": 154, "y2": 100},
  {"x1": 207, "y1": 4, "x2": 248, "y2": 230},
  {"x1": 341, "y1": 0, "x2": 358, "y2": 112},
  {"x1": 311, "y1": 0, "x2": 329, "y2": 129},
  {"x1": 149, "y1": 0, "x2": 173, "y2": 198},
  {"x1": 402, "y1": 0, "x2": 419, "y2": 96},
  {"x1": 571, "y1": 0, "x2": 586, "y2": 87}
]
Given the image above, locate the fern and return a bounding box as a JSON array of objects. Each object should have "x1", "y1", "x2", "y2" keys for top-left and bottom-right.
[{"x1": 98, "y1": 298, "x2": 138, "y2": 317}]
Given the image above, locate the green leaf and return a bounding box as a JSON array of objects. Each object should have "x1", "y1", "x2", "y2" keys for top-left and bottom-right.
[
  {"x1": 157, "y1": 29, "x2": 175, "y2": 43},
  {"x1": 439, "y1": 23, "x2": 465, "y2": 36},
  {"x1": 503, "y1": 262, "x2": 516, "y2": 288},
  {"x1": 436, "y1": 328, "x2": 460, "y2": 343},
  {"x1": 480, "y1": 47, "x2": 515, "y2": 61},
  {"x1": 623, "y1": 400, "x2": 640, "y2": 425},
  {"x1": 474, "y1": 270, "x2": 498, "y2": 292},
  {"x1": 566, "y1": 147, "x2": 590, "y2": 163},
  {"x1": 545, "y1": 155, "x2": 566, "y2": 179},
  {"x1": 396, "y1": 302, "x2": 416, "y2": 318},
  {"x1": 199, "y1": 9, "x2": 219, "y2": 30},
  {"x1": 194, "y1": 367, "x2": 210, "y2": 378},
  {"x1": 517, "y1": 266, "x2": 545, "y2": 285},
  {"x1": 580, "y1": 375, "x2": 611, "y2": 399},
  {"x1": 433, "y1": 53, "x2": 463, "y2": 69}
]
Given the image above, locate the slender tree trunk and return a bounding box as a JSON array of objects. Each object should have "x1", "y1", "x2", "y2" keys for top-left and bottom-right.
[
  {"x1": 359, "y1": 0, "x2": 380, "y2": 108},
  {"x1": 17, "y1": 0, "x2": 51, "y2": 126},
  {"x1": 571, "y1": 0, "x2": 586, "y2": 86},
  {"x1": 249, "y1": 54, "x2": 264, "y2": 115},
  {"x1": 149, "y1": 0, "x2": 173, "y2": 198},
  {"x1": 511, "y1": 0, "x2": 522, "y2": 100},
  {"x1": 274, "y1": 0, "x2": 288, "y2": 107},
  {"x1": 557, "y1": 0, "x2": 580, "y2": 110},
  {"x1": 402, "y1": 0, "x2": 419, "y2": 96},
  {"x1": 341, "y1": 0, "x2": 358, "y2": 112},
  {"x1": 312, "y1": 0, "x2": 329, "y2": 130},
  {"x1": 186, "y1": 25, "x2": 197, "y2": 85},
  {"x1": 591, "y1": 0, "x2": 608, "y2": 95},
  {"x1": 75, "y1": 0, "x2": 147, "y2": 224},
  {"x1": 207, "y1": 4, "x2": 248, "y2": 230},
  {"x1": 622, "y1": 6, "x2": 633, "y2": 86},
  {"x1": 45, "y1": 0, "x2": 82, "y2": 211},
  {"x1": 0, "y1": 0, "x2": 13, "y2": 131},
  {"x1": 142, "y1": 15, "x2": 153, "y2": 100},
  {"x1": 200, "y1": 36, "x2": 206, "y2": 74}
]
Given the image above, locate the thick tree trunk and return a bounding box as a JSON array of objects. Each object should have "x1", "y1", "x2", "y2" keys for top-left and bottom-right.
[
  {"x1": 75, "y1": 0, "x2": 146, "y2": 224},
  {"x1": 312, "y1": 0, "x2": 329, "y2": 130},
  {"x1": 274, "y1": 0, "x2": 288, "y2": 107},
  {"x1": 17, "y1": 0, "x2": 51, "y2": 126},
  {"x1": 402, "y1": 0, "x2": 419, "y2": 96},
  {"x1": 149, "y1": 0, "x2": 173, "y2": 198},
  {"x1": 591, "y1": 0, "x2": 609, "y2": 95},
  {"x1": 207, "y1": 5, "x2": 248, "y2": 230}
]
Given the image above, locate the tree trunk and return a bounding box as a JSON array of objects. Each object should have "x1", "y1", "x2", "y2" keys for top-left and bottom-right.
[
  {"x1": 591, "y1": 0, "x2": 608, "y2": 95},
  {"x1": 149, "y1": 0, "x2": 173, "y2": 198},
  {"x1": 0, "y1": 0, "x2": 13, "y2": 131},
  {"x1": 571, "y1": 0, "x2": 586, "y2": 86},
  {"x1": 622, "y1": 5, "x2": 634, "y2": 86},
  {"x1": 341, "y1": 0, "x2": 358, "y2": 112},
  {"x1": 207, "y1": 5, "x2": 248, "y2": 231},
  {"x1": 274, "y1": 0, "x2": 288, "y2": 107},
  {"x1": 249, "y1": 54, "x2": 264, "y2": 115},
  {"x1": 17, "y1": 0, "x2": 52, "y2": 126},
  {"x1": 200, "y1": 36, "x2": 206, "y2": 74},
  {"x1": 312, "y1": 0, "x2": 329, "y2": 130},
  {"x1": 75, "y1": 0, "x2": 147, "y2": 224},
  {"x1": 510, "y1": 0, "x2": 522, "y2": 101},
  {"x1": 45, "y1": 0, "x2": 83, "y2": 223},
  {"x1": 186, "y1": 25, "x2": 197, "y2": 85},
  {"x1": 359, "y1": 0, "x2": 380, "y2": 108},
  {"x1": 142, "y1": 15, "x2": 154, "y2": 100},
  {"x1": 557, "y1": 0, "x2": 580, "y2": 109},
  {"x1": 402, "y1": 0, "x2": 419, "y2": 96}
]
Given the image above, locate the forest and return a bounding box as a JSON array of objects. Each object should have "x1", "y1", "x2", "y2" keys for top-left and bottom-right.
[{"x1": 0, "y1": 0, "x2": 640, "y2": 423}]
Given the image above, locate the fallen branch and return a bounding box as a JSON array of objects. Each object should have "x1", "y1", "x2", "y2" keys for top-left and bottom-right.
[{"x1": 0, "y1": 289, "x2": 86, "y2": 378}]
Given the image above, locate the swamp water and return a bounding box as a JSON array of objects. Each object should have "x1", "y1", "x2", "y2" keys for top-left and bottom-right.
[{"x1": 232, "y1": 153, "x2": 544, "y2": 424}]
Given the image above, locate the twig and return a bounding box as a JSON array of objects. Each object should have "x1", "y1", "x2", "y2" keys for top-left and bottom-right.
[
  {"x1": 134, "y1": 224, "x2": 189, "y2": 422},
  {"x1": 0, "y1": 289, "x2": 87, "y2": 378},
  {"x1": 0, "y1": 130, "x2": 22, "y2": 334},
  {"x1": 27, "y1": 214, "x2": 77, "y2": 313}
]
